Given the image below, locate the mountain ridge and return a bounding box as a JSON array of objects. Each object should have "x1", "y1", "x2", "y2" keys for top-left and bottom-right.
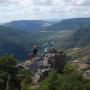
[
  {"x1": 46, "y1": 18, "x2": 90, "y2": 30},
  {"x1": 4, "y1": 20, "x2": 55, "y2": 31}
]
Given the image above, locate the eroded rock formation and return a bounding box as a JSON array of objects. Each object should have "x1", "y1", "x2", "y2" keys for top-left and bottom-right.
[{"x1": 33, "y1": 50, "x2": 66, "y2": 84}]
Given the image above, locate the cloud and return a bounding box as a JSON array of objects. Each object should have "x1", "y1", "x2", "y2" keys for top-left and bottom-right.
[
  {"x1": 0, "y1": 0, "x2": 90, "y2": 23},
  {"x1": 0, "y1": 0, "x2": 89, "y2": 6},
  {"x1": 32, "y1": 0, "x2": 53, "y2": 5}
]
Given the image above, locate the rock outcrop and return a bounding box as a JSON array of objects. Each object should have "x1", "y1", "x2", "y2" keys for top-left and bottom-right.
[
  {"x1": 33, "y1": 50, "x2": 66, "y2": 84},
  {"x1": 17, "y1": 49, "x2": 67, "y2": 84}
]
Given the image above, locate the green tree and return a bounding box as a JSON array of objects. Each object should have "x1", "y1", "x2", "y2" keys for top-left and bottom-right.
[
  {"x1": 38, "y1": 64, "x2": 90, "y2": 90},
  {"x1": 0, "y1": 54, "x2": 21, "y2": 90},
  {"x1": 56, "y1": 64, "x2": 90, "y2": 90},
  {"x1": 19, "y1": 69, "x2": 32, "y2": 90},
  {"x1": 38, "y1": 70, "x2": 57, "y2": 90}
]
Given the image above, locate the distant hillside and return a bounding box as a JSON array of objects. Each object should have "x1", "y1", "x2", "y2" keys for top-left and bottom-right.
[
  {"x1": 0, "y1": 25, "x2": 89, "y2": 60},
  {"x1": 67, "y1": 26, "x2": 90, "y2": 48},
  {"x1": 4, "y1": 20, "x2": 54, "y2": 31},
  {"x1": 47, "y1": 18, "x2": 90, "y2": 30},
  {"x1": 0, "y1": 26, "x2": 33, "y2": 60},
  {"x1": 0, "y1": 25, "x2": 74, "y2": 60},
  {"x1": 0, "y1": 18, "x2": 90, "y2": 60}
]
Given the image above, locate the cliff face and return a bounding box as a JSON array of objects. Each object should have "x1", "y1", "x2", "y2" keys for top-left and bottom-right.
[
  {"x1": 17, "y1": 50, "x2": 67, "y2": 84},
  {"x1": 42, "y1": 52, "x2": 66, "y2": 71},
  {"x1": 33, "y1": 51, "x2": 67, "y2": 84}
]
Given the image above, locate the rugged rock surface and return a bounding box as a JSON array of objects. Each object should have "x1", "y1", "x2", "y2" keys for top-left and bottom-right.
[
  {"x1": 33, "y1": 50, "x2": 66, "y2": 84},
  {"x1": 17, "y1": 50, "x2": 67, "y2": 84}
]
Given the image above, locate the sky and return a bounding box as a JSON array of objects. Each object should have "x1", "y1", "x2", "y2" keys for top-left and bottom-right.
[{"x1": 0, "y1": 0, "x2": 90, "y2": 23}]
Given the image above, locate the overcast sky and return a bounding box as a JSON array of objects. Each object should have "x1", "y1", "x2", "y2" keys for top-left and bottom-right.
[{"x1": 0, "y1": 0, "x2": 90, "y2": 23}]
